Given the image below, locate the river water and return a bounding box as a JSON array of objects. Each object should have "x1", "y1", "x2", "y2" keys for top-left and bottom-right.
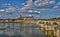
[{"x1": 0, "y1": 23, "x2": 46, "y2": 37}]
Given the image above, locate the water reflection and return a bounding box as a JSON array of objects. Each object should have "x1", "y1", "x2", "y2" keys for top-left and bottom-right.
[{"x1": 0, "y1": 23, "x2": 46, "y2": 37}]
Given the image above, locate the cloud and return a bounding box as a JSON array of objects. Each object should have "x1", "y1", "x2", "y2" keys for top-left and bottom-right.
[
  {"x1": 27, "y1": 9, "x2": 41, "y2": 13},
  {"x1": 0, "y1": 3, "x2": 17, "y2": 15},
  {"x1": 21, "y1": 3, "x2": 25, "y2": 5},
  {"x1": 56, "y1": 2, "x2": 60, "y2": 5},
  {"x1": 0, "y1": 0, "x2": 60, "y2": 14},
  {"x1": 28, "y1": 10, "x2": 33, "y2": 13},
  {"x1": 34, "y1": 0, "x2": 55, "y2": 8},
  {"x1": 19, "y1": 0, "x2": 56, "y2": 13},
  {"x1": 53, "y1": 2, "x2": 60, "y2": 9},
  {"x1": 4, "y1": 3, "x2": 17, "y2": 13},
  {"x1": 53, "y1": 6, "x2": 59, "y2": 8},
  {"x1": 18, "y1": 0, "x2": 33, "y2": 12},
  {"x1": 5, "y1": 6, "x2": 16, "y2": 12},
  {"x1": 0, "y1": 9, "x2": 5, "y2": 12},
  {"x1": 49, "y1": 0, "x2": 55, "y2": 4},
  {"x1": 57, "y1": 15, "x2": 60, "y2": 17}
]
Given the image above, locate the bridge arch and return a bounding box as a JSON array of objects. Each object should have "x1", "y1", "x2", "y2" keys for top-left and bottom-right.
[{"x1": 52, "y1": 22, "x2": 58, "y2": 26}]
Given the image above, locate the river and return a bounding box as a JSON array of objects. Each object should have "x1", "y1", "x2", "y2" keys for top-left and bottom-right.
[{"x1": 0, "y1": 23, "x2": 46, "y2": 37}]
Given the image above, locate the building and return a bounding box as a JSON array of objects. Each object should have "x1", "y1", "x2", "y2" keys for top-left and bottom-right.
[{"x1": 0, "y1": 16, "x2": 35, "y2": 23}]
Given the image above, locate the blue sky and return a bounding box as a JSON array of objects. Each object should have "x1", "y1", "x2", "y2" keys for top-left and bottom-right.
[
  {"x1": 0, "y1": 0, "x2": 60, "y2": 7},
  {"x1": 0, "y1": 0, "x2": 60, "y2": 19},
  {"x1": 0, "y1": 0, "x2": 26, "y2": 8}
]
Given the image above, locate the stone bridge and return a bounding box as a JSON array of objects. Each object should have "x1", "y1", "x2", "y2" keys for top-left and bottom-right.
[
  {"x1": 36, "y1": 19, "x2": 60, "y2": 25},
  {"x1": 35, "y1": 19, "x2": 60, "y2": 37}
]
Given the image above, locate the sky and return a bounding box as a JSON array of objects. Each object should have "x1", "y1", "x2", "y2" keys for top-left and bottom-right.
[
  {"x1": 0, "y1": 0, "x2": 25, "y2": 8},
  {"x1": 0, "y1": 0, "x2": 60, "y2": 19},
  {"x1": 0, "y1": 0, "x2": 60, "y2": 7},
  {"x1": 0, "y1": 0, "x2": 59, "y2": 7}
]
